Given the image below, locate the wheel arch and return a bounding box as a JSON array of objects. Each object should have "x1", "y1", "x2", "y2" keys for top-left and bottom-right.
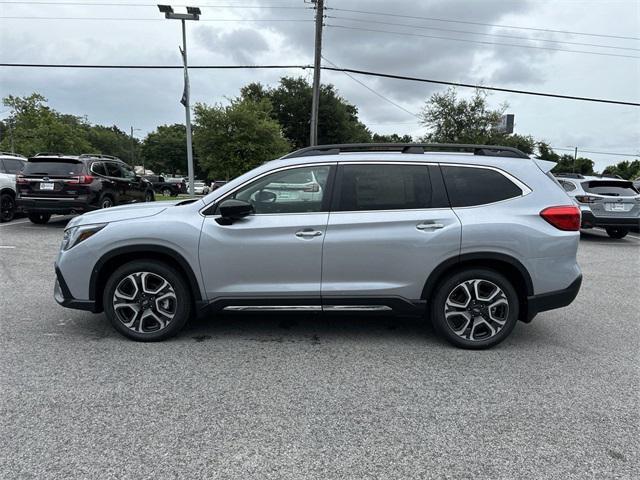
[
  {"x1": 422, "y1": 252, "x2": 534, "y2": 321},
  {"x1": 1, "y1": 187, "x2": 16, "y2": 197},
  {"x1": 90, "y1": 245, "x2": 203, "y2": 312}
]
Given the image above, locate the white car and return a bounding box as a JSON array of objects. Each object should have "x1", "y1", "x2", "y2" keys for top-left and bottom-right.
[
  {"x1": 191, "y1": 181, "x2": 210, "y2": 195},
  {"x1": 0, "y1": 172, "x2": 17, "y2": 222}
]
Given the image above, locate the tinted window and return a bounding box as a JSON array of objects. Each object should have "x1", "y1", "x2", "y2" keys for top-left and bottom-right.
[
  {"x1": 23, "y1": 159, "x2": 84, "y2": 176},
  {"x1": 559, "y1": 180, "x2": 576, "y2": 192},
  {"x1": 91, "y1": 162, "x2": 106, "y2": 176},
  {"x1": 120, "y1": 164, "x2": 136, "y2": 180},
  {"x1": 337, "y1": 164, "x2": 431, "y2": 211},
  {"x1": 2, "y1": 159, "x2": 25, "y2": 174},
  {"x1": 582, "y1": 181, "x2": 638, "y2": 196},
  {"x1": 232, "y1": 165, "x2": 331, "y2": 214},
  {"x1": 441, "y1": 166, "x2": 523, "y2": 207},
  {"x1": 105, "y1": 162, "x2": 123, "y2": 178}
]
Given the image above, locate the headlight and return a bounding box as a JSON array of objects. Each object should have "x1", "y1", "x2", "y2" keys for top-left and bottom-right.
[{"x1": 61, "y1": 223, "x2": 107, "y2": 251}]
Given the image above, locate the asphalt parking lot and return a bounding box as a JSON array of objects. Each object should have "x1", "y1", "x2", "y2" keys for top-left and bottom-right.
[{"x1": 1, "y1": 216, "x2": 638, "y2": 479}]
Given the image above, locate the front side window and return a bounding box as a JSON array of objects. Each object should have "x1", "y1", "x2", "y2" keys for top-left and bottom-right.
[
  {"x1": 105, "y1": 163, "x2": 123, "y2": 178},
  {"x1": 441, "y1": 166, "x2": 523, "y2": 207},
  {"x1": 336, "y1": 164, "x2": 432, "y2": 211},
  {"x1": 230, "y1": 165, "x2": 331, "y2": 214}
]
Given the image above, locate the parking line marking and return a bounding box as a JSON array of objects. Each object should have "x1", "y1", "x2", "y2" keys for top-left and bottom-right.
[
  {"x1": 0, "y1": 219, "x2": 30, "y2": 227},
  {"x1": 0, "y1": 246, "x2": 16, "y2": 249}
]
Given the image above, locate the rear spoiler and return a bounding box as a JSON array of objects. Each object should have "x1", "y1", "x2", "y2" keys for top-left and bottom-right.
[{"x1": 533, "y1": 159, "x2": 556, "y2": 174}]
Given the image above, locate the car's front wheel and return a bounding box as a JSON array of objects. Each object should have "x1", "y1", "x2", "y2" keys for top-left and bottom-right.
[
  {"x1": 605, "y1": 227, "x2": 628, "y2": 239},
  {"x1": 103, "y1": 260, "x2": 191, "y2": 341},
  {"x1": 162, "y1": 188, "x2": 172, "y2": 197},
  {"x1": 431, "y1": 268, "x2": 519, "y2": 349}
]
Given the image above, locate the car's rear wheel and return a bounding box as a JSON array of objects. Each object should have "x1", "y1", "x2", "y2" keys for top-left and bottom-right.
[
  {"x1": 99, "y1": 195, "x2": 114, "y2": 209},
  {"x1": 28, "y1": 212, "x2": 51, "y2": 224},
  {"x1": 0, "y1": 193, "x2": 16, "y2": 222},
  {"x1": 605, "y1": 227, "x2": 628, "y2": 239},
  {"x1": 431, "y1": 268, "x2": 519, "y2": 349},
  {"x1": 103, "y1": 260, "x2": 191, "y2": 341}
]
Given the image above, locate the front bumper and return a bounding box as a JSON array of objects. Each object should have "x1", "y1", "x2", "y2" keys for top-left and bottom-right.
[
  {"x1": 525, "y1": 274, "x2": 582, "y2": 322},
  {"x1": 54, "y1": 266, "x2": 98, "y2": 312},
  {"x1": 581, "y1": 210, "x2": 640, "y2": 229},
  {"x1": 18, "y1": 196, "x2": 94, "y2": 214}
]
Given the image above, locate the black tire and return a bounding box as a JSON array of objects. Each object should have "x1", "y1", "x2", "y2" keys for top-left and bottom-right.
[
  {"x1": 28, "y1": 212, "x2": 51, "y2": 224},
  {"x1": 605, "y1": 227, "x2": 628, "y2": 239},
  {"x1": 0, "y1": 192, "x2": 16, "y2": 222},
  {"x1": 162, "y1": 188, "x2": 172, "y2": 197},
  {"x1": 103, "y1": 260, "x2": 192, "y2": 342},
  {"x1": 144, "y1": 190, "x2": 155, "y2": 202},
  {"x1": 430, "y1": 268, "x2": 519, "y2": 350},
  {"x1": 99, "y1": 194, "x2": 115, "y2": 209}
]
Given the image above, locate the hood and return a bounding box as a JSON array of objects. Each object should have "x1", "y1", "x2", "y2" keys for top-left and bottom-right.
[{"x1": 67, "y1": 201, "x2": 179, "y2": 228}]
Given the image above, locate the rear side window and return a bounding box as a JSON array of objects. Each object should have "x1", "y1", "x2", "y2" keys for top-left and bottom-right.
[
  {"x1": 441, "y1": 166, "x2": 523, "y2": 207},
  {"x1": 582, "y1": 181, "x2": 638, "y2": 196},
  {"x1": 336, "y1": 164, "x2": 432, "y2": 211},
  {"x1": 2, "y1": 159, "x2": 25, "y2": 174},
  {"x1": 91, "y1": 162, "x2": 106, "y2": 176},
  {"x1": 23, "y1": 159, "x2": 84, "y2": 176}
]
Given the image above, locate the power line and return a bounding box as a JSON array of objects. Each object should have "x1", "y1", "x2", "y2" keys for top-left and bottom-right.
[
  {"x1": 0, "y1": 16, "x2": 312, "y2": 22},
  {"x1": 325, "y1": 24, "x2": 640, "y2": 60},
  {"x1": 327, "y1": 15, "x2": 640, "y2": 52},
  {"x1": 327, "y1": 7, "x2": 640, "y2": 42},
  {"x1": 551, "y1": 147, "x2": 639, "y2": 157},
  {"x1": 322, "y1": 55, "x2": 418, "y2": 118},
  {"x1": 1, "y1": 62, "x2": 638, "y2": 107},
  {"x1": 0, "y1": 1, "x2": 307, "y2": 7}
]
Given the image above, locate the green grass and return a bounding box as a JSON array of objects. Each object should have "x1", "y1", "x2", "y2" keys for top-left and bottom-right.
[{"x1": 154, "y1": 194, "x2": 196, "y2": 202}]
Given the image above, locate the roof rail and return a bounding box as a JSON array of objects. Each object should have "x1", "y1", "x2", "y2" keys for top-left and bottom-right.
[
  {"x1": 554, "y1": 173, "x2": 585, "y2": 179},
  {"x1": 33, "y1": 152, "x2": 67, "y2": 157},
  {"x1": 0, "y1": 151, "x2": 27, "y2": 158},
  {"x1": 79, "y1": 153, "x2": 121, "y2": 161},
  {"x1": 599, "y1": 173, "x2": 624, "y2": 179},
  {"x1": 281, "y1": 143, "x2": 531, "y2": 160}
]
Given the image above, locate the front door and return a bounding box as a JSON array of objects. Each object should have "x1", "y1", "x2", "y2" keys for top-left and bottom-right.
[
  {"x1": 198, "y1": 164, "x2": 335, "y2": 308},
  {"x1": 321, "y1": 162, "x2": 461, "y2": 309}
]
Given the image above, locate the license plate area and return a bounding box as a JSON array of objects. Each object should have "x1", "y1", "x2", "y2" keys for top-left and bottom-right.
[
  {"x1": 39, "y1": 182, "x2": 55, "y2": 191},
  {"x1": 605, "y1": 202, "x2": 631, "y2": 212}
]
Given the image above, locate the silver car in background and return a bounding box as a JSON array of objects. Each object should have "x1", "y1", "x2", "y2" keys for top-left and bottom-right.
[
  {"x1": 555, "y1": 173, "x2": 640, "y2": 238},
  {"x1": 54, "y1": 143, "x2": 583, "y2": 349}
]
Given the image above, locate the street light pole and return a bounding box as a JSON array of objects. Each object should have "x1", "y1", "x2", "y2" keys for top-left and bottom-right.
[{"x1": 158, "y1": 4, "x2": 200, "y2": 196}]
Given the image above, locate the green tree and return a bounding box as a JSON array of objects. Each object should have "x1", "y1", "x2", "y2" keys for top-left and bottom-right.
[
  {"x1": 193, "y1": 98, "x2": 290, "y2": 180},
  {"x1": 1, "y1": 93, "x2": 92, "y2": 155},
  {"x1": 141, "y1": 124, "x2": 188, "y2": 175},
  {"x1": 419, "y1": 88, "x2": 535, "y2": 154},
  {"x1": 371, "y1": 133, "x2": 413, "y2": 143},
  {"x1": 85, "y1": 125, "x2": 139, "y2": 164},
  {"x1": 602, "y1": 159, "x2": 640, "y2": 179},
  {"x1": 241, "y1": 77, "x2": 371, "y2": 149}
]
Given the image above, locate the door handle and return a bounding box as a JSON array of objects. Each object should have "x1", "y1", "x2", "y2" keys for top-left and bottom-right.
[
  {"x1": 416, "y1": 222, "x2": 444, "y2": 231},
  {"x1": 295, "y1": 229, "x2": 323, "y2": 238}
]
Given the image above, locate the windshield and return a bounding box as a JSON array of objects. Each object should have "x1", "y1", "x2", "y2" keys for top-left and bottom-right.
[
  {"x1": 582, "y1": 180, "x2": 638, "y2": 196},
  {"x1": 23, "y1": 159, "x2": 84, "y2": 176}
]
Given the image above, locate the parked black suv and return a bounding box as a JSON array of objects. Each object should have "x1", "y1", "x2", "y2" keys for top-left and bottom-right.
[
  {"x1": 17, "y1": 153, "x2": 155, "y2": 224},
  {"x1": 143, "y1": 175, "x2": 185, "y2": 196}
]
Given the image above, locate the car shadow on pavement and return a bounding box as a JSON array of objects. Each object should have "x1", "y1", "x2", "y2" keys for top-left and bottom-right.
[{"x1": 579, "y1": 229, "x2": 639, "y2": 244}]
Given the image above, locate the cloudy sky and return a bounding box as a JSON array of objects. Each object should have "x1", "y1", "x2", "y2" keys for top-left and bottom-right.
[{"x1": 0, "y1": 0, "x2": 638, "y2": 170}]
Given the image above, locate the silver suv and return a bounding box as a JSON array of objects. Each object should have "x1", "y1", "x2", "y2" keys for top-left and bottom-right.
[
  {"x1": 555, "y1": 173, "x2": 640, "y2": 238},
  {"x1": 55, "y1": 144, "x2": 583, "y2": 349}
]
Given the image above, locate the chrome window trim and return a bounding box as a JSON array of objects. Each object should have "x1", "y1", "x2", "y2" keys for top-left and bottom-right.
[{"x1": 199, "y1": 162, "x2": 337, "y2": 217}]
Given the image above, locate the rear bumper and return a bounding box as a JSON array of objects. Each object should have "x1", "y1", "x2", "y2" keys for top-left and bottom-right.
[
  {"x1": 525, "y1": 274, "x2": 582, "y2": 322},
  {"x1": 54, "y1": 265, "x2": 98, "y2": 312},
  {"x1": 581, "y1": 210, "x2": 640, "y2": 229},
  {"x1": 17, "y1": 196, "x2": 94, "y2": 214}
]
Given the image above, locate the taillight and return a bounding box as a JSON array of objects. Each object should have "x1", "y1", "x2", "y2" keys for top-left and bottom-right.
[
  {"x1": 304, "y1": 183, "x2": 320, "y2": 193},
  {"x1": 70, "y1": 175, "x2": 94, "y2": 184},
  {"x1": 575, "y1": 195, "x2": 598, "y2": 204},
  {"x1": 16, "y1": 175, "x2": 28, "y2": 184},
  {"x1": 540, "y1": 205, "x2": 581, "y2": 231}
]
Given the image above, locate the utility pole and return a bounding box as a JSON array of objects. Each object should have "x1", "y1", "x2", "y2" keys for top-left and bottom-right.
[
  {"x1": 573, "y1": 146, "x2": 578, "y2": 173},
  {"x1": 130, "y1": 126, "x2": 135, "y2": 167},
  {"x1": 158, "y1": 4, "x2": 200, "y2": 195},
  {"x1": 309, "y1": 0, "x2": 324, "y2": 146}
]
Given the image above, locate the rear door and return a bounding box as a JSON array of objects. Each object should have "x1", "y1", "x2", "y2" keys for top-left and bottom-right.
[
  {"x1": 120, "y1": 163, "x2": 146, "y2": 202},
  {"x1": 104, "y1": 162, "x2": 131, "y2": 203},
  {"x1": 320, "y1": 162, "x2": 461, "y2": 309}
]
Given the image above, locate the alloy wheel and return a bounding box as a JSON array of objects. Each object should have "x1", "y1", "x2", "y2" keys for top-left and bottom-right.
[
  {"x1": 444, "y1": 279, "x2": 510, "y2": 342},
  {"x1": 101, "y1": 198, "x2": 113, "y2": 209},
  {"x1": 1, "y1": 195, "x2": 15, "y2": 222},
  {"x1": 112, "y1": 272, "x2": 177, "y2": 334}
]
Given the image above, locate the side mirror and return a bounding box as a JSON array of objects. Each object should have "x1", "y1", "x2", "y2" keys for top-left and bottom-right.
[{"x1": 217, "y1": 199, "x2": 254, "y2": 224}]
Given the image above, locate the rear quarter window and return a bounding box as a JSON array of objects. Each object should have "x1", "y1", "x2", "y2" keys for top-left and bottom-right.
[
  {"x1": 23, "y1": 159, "x2": 84, "y2": 176},
  {"x1": 441, "y1": 166, "x2": 523, "y2": 207}
]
